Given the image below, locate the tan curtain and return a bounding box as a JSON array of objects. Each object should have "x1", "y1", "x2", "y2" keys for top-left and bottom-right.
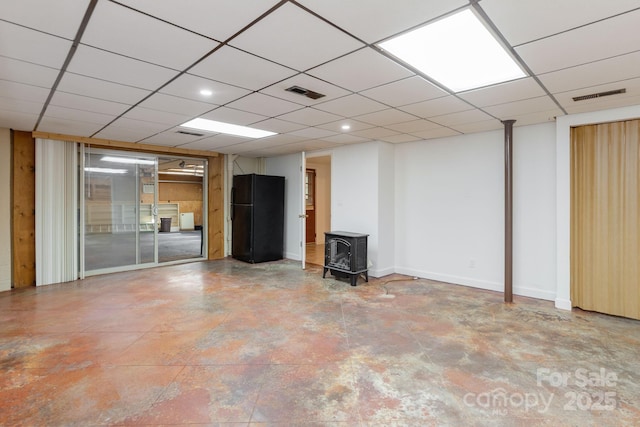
[{"x1": 571, "y1": 120, "x2": 640, "y2": 319}]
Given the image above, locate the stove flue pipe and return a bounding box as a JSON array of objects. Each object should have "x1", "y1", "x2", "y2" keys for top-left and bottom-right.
[{"x1": 503, "y1": 119, "x2": 516, "y2": 303}]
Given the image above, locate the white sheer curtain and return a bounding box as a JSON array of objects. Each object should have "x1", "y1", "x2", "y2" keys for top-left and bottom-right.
[{"x1": 35, "y1": 138, "x2": 77, "y2": 285}]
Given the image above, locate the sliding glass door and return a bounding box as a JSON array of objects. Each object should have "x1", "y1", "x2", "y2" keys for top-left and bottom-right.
[
  {"x1": 81, "y1": 148, "x2": 207, "y2": 276},
  {"x1": 83, "y1": 149, "x2": 158, "y2": 273}
]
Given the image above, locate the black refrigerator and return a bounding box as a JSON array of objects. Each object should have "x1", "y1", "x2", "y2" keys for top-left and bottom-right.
[{"x1": 232, "y1": 174, "x2": 285, "y2": 263}]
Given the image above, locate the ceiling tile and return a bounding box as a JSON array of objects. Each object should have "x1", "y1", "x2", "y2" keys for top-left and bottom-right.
[
  {"x1": 450, "y1": 120, "x2": 503, "y2": 134},
  {"x1": 122, "y1": 106, "x2": 191, "y2": 127},
  {"x1": 44, "y1": 105, "x2": 116, "y2": 126},
  {"x1": 0, "y1": 96, "x2": 43, "y2": 115},
  {"x1": 229, "y1": 2, "x2": 364, "y2": 71},
  {"x1": 503, "y1": 110, "x2": 563, "y2": 127},
  {"x1": 385, "y1": 119, "x2": 441, "y2": 133},
  {"x1": 67, "y1": 45, "x2": 178, "y2": 90},
  {"x1": 226, "y1": 134, "x2": 308, "y2": 154},
  {"x1": 360, "y1": 76, "x2": 448, "y2": 107},
  {"x1": 354, "y1": 108, "x2": 417, "y2": 126},
  {"x1": 200, "y1": 107, "x2": 268, "y2": 126},
  {"x1": 515, "y1": 9, "x2": 640, "y2": 74},
  {"x1": 138, "y1": 93, "x2": 216, "y2": 116},
  {"x1": 102, "y1": 117, "x2": 169, "y2": 135},
  {"x1": 49, "y1": 92, "x2": 130, "y2": 116},
  {"x1": 458, "y1": 78, "x2": 547, "y2": 107},
  {"x1": 556, "y1": 77, "x2": 640, "y2": 114},
  {"x1": 429, "y1": 109, "x2": 494, "y2": 127},
  {"x1": 94, "y1": 125, "x2": 166, "y2": 143},
  {"x1": 189, "y1": 46, "x2": 297, "y2": 91},
  {"x1": 308, "y1": 48, "x2": 413, "y2": 92},
  {"x1": 81, "y1": 1, "x2": 217, "y2": 70},
  {"x1": 0, "y1": 80, "x2": 51, "y2": 104},
  {"x1": 297, "y1": 0, "x2": 468, "y2": 43},
  {"x1": 290, "y1": 127, "x2": 337, "y2": 139},
  {"x1": 178, "y1": 134, "x2": 252, "y2": 150},
  {"x1": 409, "y1": 127, "x2": 461, "y2": 140},
  {"x1": 161, "y1": 73, "x2": 250, "y2": 105},
  {"x1": 352, "y1": 127, "x2": 400, "y2": 139},
  {"x1": 483, "y1": 96, "x2": 559, "y2": 119},
  {"x1": 245, "y1": 118, "x2": 306, "y2": 134},
  {"x1": 260, "y1": 73, "x2": 351, "y2": 106},
  {"x1": 320, "y1": 134, "x2": 370, "y2": 144},
  {"x1": 0, "y1": 21, "x2": 72, "y2": 69},
  {"x1": 314, "y1": 94, "x2": 387, "y2": 117},
  {"x1": 57, "y1": 73, "x2": 151, "y2": 105},
  {"x1": 139, "y1": 129, "x2": 208, "y2": 147},
  {"x1": 539, "y1": 51, "x2": 640, "y2": 94},
  {"x1": 0, "y1": 109, "x2": 39, "y2": 131},
  {"x1": 1, "y1": 0, "x2": 91, "y2": 39},
  {"x1": 117, "y1": 0, "x2": 277, "y2": 41},
  {"x1": 38, "y1": 116, "x2": 105, "y2": 136},
  {"x1": 481, "y1": 0, "x2": 640, "y2": 46},
  {"x1": 278, "y1": 108, "x2": 342, "y2": 126},
  {"x1": 316, "y1": 119, "x2": 374, "y2": 133},
  {"x1": 379, "y1": 134, "x2": 424, "y2": 144},
  {"x1": 0, "y1": 57, "x2": 59, "y2": 88},
  {"x1": 399, "y1": 96, "x2": 471, "y2": 118},
  {"x1": 226, "y1": 93, "x2": 303, "y2": 117}
]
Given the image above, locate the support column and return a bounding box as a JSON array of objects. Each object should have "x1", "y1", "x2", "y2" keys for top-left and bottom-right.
[{"x1": 503, "y1": 120, "x2": 516, "y2": 303}]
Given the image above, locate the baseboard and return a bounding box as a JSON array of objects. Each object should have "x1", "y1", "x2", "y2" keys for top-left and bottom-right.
[
  {"x1": 369, "y1": 266, "x2": 394, "y2": 278},
  {"x1": 394, "y1": 267, "x2": 556, "y2": 302},
  {"x1": 555, "y1": 298, "x2": 572, "y2": 311}
]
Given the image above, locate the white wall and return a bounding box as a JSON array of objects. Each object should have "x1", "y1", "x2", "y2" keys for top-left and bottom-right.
[
  {"x1": 377, "y1": 142, "x2": 395, "y2": 276},
  {"x1": 331, "y1": 141, "x2": 395, "y2": 277},
  {"x1": 394, "y1": 122, "x2": 557, "y2": 300},
  {"x1": 513, "y1": 123, "x2": 557, "y2": 300},
  {"x1": 0, "y1": 128, "x2": 11, "y2": 291}
]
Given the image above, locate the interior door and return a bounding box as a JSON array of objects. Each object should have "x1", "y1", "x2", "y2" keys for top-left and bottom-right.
[
  {"x1": 305, "y1": 169, "x2": 316, "y2": 243},
  {"x1": 571, "y1": 120, "x2": 640, "y2": 320},
  {"x1": 265, "y1": 152, "x2": 305, "y2": 268}
]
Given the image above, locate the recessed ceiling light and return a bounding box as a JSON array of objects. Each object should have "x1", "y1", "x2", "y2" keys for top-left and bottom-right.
[
  {"x1": 378, "y1": 9, "x2": 526, "y2": 92},
  {"x1": 341, "y1": 124, "x2": 351, "y2": 131},
  {"x1": 180, "y1": 118, "x2": 277, "y2": 139},
  {"x1": 199, "y1": 89, "x2": 213, "y2": 96}
]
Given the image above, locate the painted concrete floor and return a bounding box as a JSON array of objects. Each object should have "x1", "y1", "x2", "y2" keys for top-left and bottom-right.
[{"x1": 1, "y1": 259, "x2": 639, "y2": 426}]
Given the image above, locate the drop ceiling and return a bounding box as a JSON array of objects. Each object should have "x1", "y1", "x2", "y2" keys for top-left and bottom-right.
[{"x1": 1, "y1": 0, "x2": 640, "y2": 157}]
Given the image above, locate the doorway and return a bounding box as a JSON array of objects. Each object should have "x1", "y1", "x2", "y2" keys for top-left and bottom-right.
[
  {"x1": 81, "y1": 148, "x2": 207, "y2": 275},
  {"x1": 305, "y1": 155, "x2": 331, "y2": 266}
]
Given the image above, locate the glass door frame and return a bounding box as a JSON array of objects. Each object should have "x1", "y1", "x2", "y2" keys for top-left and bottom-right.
[
  {"x1": 79, "y1": 146, "x2": 209, "y2": 279},
  {"x1": 80, "y1": 146, "x2": 159, "y2": 278}
]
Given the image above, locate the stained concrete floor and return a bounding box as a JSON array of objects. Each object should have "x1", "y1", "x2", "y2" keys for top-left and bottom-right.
[{"x1": 1, "y1": 259, "x2": 639, "y2": 426}]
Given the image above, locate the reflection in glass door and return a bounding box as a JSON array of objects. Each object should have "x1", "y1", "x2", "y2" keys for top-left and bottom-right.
[{"x1": 83, "y1": 150, "x2": 157, "y2": 273}]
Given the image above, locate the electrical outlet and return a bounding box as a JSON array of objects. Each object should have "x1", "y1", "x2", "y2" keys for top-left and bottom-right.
[{"x1": 469, "y1": 259, "x2": 476, "y2": 268}]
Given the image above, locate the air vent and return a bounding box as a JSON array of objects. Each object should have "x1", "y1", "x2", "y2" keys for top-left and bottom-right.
[
  {"x1": 573, "y1": 88, "x2": 626, "y2": 102},
  {"x1": 176, "y1": 130, "x2": 205, "y2": 137},
  {"x1": 285, "y1": 85, "x2": 326, "y2": 100}
]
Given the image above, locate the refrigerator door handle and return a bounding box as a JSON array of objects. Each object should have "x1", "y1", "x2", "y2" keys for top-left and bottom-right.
[{"x1": 230, "y1": 188, "x2": 235, "y2": 221}]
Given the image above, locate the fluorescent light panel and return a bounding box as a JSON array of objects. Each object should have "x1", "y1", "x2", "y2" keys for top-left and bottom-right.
[
  {"x1": 379, "y1": 9, "x2": 526, "y2": 92},
  {"x1": 85, "y1": 167, "x2": 127, "y2": 174},
  {"x1": 180, "y1": 118, "x2": 276, "y2": 139},
  {"x1": 101, "y1": 156, "x2": 155, "y2": 165}
]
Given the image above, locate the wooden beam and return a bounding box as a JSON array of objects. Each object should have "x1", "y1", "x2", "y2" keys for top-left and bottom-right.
[
  {"x1": 32, "y1": 131, "x2": 219, "y2": 158},
  {"x1": 11, "y1": 130, "x2": 36, "y2": 288},
  {"x1": 207, "y1": 155, "x2": 225, "y2": 260}
]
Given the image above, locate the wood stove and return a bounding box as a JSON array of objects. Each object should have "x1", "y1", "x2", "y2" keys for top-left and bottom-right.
[{"x1": 322, "y1": 231, "x2": 368, "y2": 286}]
